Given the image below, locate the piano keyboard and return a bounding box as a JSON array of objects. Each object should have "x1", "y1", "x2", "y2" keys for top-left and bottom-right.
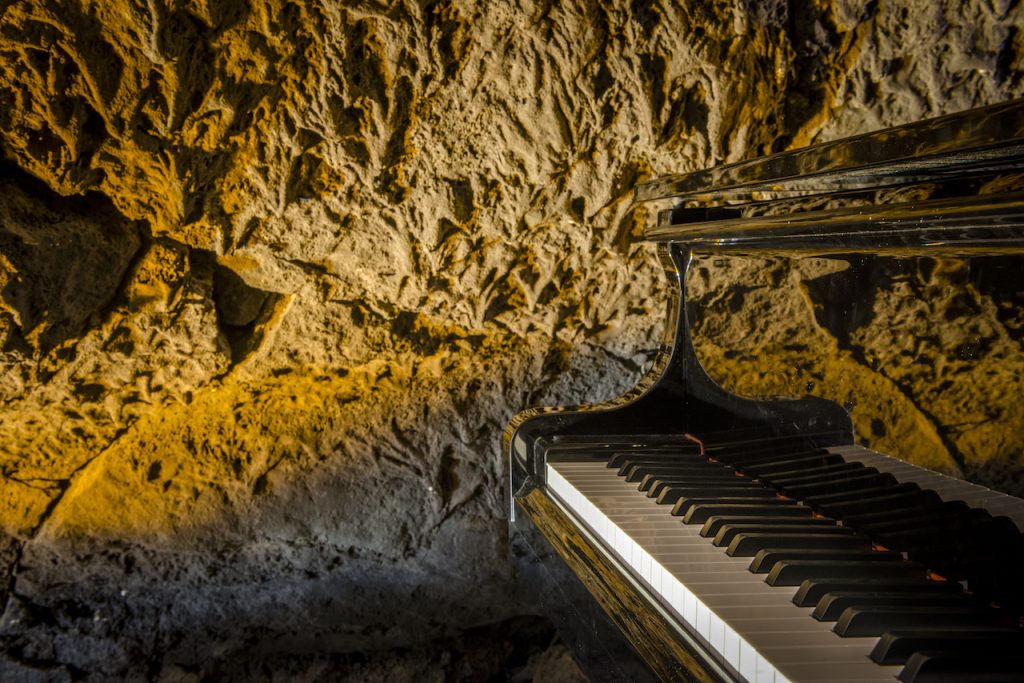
[
  {"x1": 544, "y1": 440, "x2": 1024, "y2": 683},
  {"x1": 508, "y1": 103, "x2": 1024, "y2": 682},
  {"x1": 832, "y1": 445, "x2": 1024, "y2": 533}
]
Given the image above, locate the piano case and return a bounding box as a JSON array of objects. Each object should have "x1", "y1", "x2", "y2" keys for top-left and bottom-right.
[{"x1": 506, "y1": 100, "x2": 1024, "y2": 683}]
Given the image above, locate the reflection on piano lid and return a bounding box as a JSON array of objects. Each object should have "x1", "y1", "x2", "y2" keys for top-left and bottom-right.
[{"x1": 505, "y1": 99, "x2": 1024, "y2": 683}]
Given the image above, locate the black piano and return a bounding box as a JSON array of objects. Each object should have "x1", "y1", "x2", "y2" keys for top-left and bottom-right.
[{"x1": 506, "y1": 100, "x2": 1024, "y2": 682}]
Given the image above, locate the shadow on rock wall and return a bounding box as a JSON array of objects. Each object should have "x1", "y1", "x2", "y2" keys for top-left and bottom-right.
[
  {"x1": 689, "y1": 254, "x2": 1024, "y2": 496},
  {"x1": 1, "y1": 0, "x2": 1023, "y2": 679}
]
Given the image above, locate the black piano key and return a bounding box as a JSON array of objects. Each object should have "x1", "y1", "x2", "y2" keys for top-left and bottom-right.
[
  {"x1": 639, "y1": 475, "x2": 748, "y2": 493},
  {"x1": 803, "y1": 481, "x2": 920, "y2": 507},
  {"x1": 737, "y1": 453, "x2": 845, "y2": 477},
  {"x1": 758, "y1": 461, "x2": 871, "y2": 486},
  {"x1": 727, "y1": 532, "x2": 871, "y2": 557},
  {"x1": 622, "y1": 465, "x2": 736, "y2": 483},
  {"x1": 706, "y1": 434, "x2": 809, "y2": 450},
  {"x1": 618, "y1": 456, "x2": 727, "y2": 470},
  {"x1": 792, "y1": 577, "x2": 961, "y2": 608},
  {"x1": 811, "y1": 591, "x2": 978, "y2": 621},
  {"x1": 682, "y1": 502, "x2": 812, "y2": 525},
  {"x1": 640, "y1": 474, "x2": 741, "y2": 493},
  {"x1": 622, "y1": 457, "x2": 730, "y2": 469},
  {"x1": 700, "y1": 514, "x2": 838, "y2": 538},
  {"x1": 727, "y1": 452, "x2": 1024, "y2": 624},
  {"x1": 637, "y1": 467, "x2": 739, "y2": 490},
  {"x1": 913, "y1": 548, "x2": 1017, "y2": 583},
  {"x1": 899, "y1": 651, "x2": 1024, "y2": 683},
  {"x1": 913, "y1": 539, "x2": 1023, "y2": 593},
  {"x1": 653, "y1": 483, "x2": 766, "y2": 503},
  {"x1": 840, "y1": 499, "x2": 961, "y2": 529},
  {"x1": 605, "y1": 451, "x2": 702, "y2": 468},
  {"x1": 782, "y1": 471, "x2": 898, "y2": 498},
  {"x1": 871, "y1": 630, "x2": 1024, "y2": 665},
  {"x1": 815, "y1": 489, "x2": 942, "y2": 518},
  {"x1": 710, "y1": 447, "x2": 827, "y2": 466},
  {"x1": 672, "y1": 496, "x2": 794, "y2": 518},
  {"x1": 878, "y1": 515, "x2": 1004, "y2": 551},
  {"x1": 750, "y1": 548, "x2": 901, "y2": 574},
  {"x1": 766, "y1": 560, "x2": 927, "y2": 587},
  {"x1": 959, "y1": 564, "x2": 1022, "y2": 596},
  {"x1": 630, "y1": 457, "x2": 731, "y2": 469},
  {"x1": 833, "y1": 606, "x2": 1006, "y2": 637},
  {"x1": 855, "y1": 502, "x2": 977, "y2": 535},
  {"x1": 612, "y1": 458, "x2": 707, "y2": 477},
  {"x1": 712, "y1": 519, "x2": 849, "y2": 546},
  {"x1": 616, "y1": 458, "x2": 715, "y2": 475},
  {"x1": 900, "y1": 515, "x2": 1006, "y2": 546},
  {"x1": 907, "y1": 514, "x2": 1016, "y2": 546},
  {"x1": 960, "y1": 531, "x2": 1024, "y2": 607}
]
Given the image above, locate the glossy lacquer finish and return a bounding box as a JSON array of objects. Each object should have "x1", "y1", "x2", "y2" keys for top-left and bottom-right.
[
  {"x1": 638, "y1": 99, "x2": 1024, "y2": 254},
  {"x1": 505, "y1": 99, "x2": 1024, "y2": 683}
]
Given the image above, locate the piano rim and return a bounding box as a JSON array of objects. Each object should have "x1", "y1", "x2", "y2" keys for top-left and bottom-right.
[{"x1": 515, "y1": 485, "x2": 737, "y2": 683}]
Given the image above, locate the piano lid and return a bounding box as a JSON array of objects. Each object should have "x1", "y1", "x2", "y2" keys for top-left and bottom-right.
[{"x1": 635, "y1": 99, "x2": 1024, "y2": 253}]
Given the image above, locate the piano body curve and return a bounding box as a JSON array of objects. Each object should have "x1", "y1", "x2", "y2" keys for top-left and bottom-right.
[{"x1": 506, "y1": 100, "x2": 1024, "y2": 683}]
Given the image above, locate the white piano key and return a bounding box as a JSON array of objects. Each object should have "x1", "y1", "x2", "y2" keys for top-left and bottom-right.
[
  {"x1": 713, "y1": 605, "x2": 814, "y2": 620},
  {"x1": 683, "y1": 582, "x2": 697, "y2": 625},
  {"x1": 698, "y1": 592, "x2": 802, "y2": 608},
  {"x1": 631, "y1": 540, "x2": 723, "y2": 556},
  {"x1": 680, "y1": 583, "x2": 796, "y2": 599},
  {"x1": 670, "y1": 576, "x2": 686, "y2": 617},
  {"x1": 740, "y1": 640, "x2": 758, "y2": 681},
  {"x1": 656, "y1": 569, "x2": 767, "y2": 585},
  {"x1": 615, "y1": 526, "x2": 628, "y2": 557},
  {"x1": 747, "y1": 631, "x2": 871, "y2": 650},
  {"x1": 695, "y1": 600, "x2": 710, "y2": 640},
  {"x1": 649, "y1": 557, "x2": 751, "y2": 570},
  {"x1": 727, "y1": 617, "x2": 849, "y2": 634},
  {"x1": 760, "y1": 642, "x2": 878, "y2": 664},
  {"x1": 755, "y1": 656, "x2": 775, "y2": 683},
  {"x1": 723, "y1": 627, "x2": 741, "y2": 672},
  {"x1": 709, "y1": 611, "x2": 726, "y2": 658},
  {"x1": 779, "y1": 661, "x2": 902, "y2": 681}
]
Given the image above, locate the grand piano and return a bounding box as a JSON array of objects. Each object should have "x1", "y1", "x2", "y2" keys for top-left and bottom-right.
[{"x1": 505, "y1": 100, "x2": 1024, "y2": 682}]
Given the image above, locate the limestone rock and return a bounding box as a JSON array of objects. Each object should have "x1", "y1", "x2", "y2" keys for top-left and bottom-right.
[{"x1": 0, "y1": 0, "x2": 1022, "y2": 679}]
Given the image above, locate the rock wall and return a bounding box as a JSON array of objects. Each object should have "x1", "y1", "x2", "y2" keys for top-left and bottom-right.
[{"x1": 0, "y1": 0, "x2": 1022, "y2": 679}]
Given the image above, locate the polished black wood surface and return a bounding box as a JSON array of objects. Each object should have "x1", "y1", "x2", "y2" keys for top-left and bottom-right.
[{"x1": 506, "y1": 100, "x2": 1024, "y2": 683}]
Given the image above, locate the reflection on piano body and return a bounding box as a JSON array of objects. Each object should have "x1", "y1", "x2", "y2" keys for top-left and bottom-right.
[{"x1": 505, "y1": 100, "x2": 1024, "y2": 683}]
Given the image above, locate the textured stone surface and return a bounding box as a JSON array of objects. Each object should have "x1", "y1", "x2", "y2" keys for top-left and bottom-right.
[
  {"x1": 0, "y1": 0, "x2": 1022, "y2": 679},
  {"x1": 690, "y1": 254, "x2": 1024, "y2": 481}
]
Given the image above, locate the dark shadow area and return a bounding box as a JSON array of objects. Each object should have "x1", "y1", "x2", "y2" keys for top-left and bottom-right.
[
  {"x1": 200, "y1": 615, "x2": 585, "y2": 683},
  {"x1": 212, "y1": 262, "x2": 281, "y2": 365},
  {"x1": 0, "y1": 158, "x2": 143, "y2": 355}
]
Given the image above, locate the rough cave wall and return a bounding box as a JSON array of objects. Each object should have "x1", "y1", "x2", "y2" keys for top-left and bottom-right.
[{"x1": 0, "y1": 0, "x2": 1022, "y2": 679}]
